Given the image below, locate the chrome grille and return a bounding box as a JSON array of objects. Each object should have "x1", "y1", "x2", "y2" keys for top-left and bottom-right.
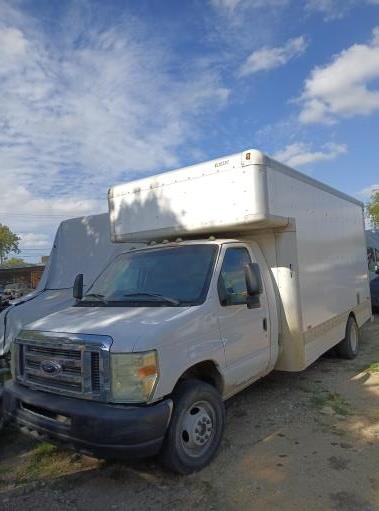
[
  {"x1": 24, "y1": 343, "x2": 83, "y2": 392},
  {"x1": 91, "y1": 352, "x2": 101, "y2": 393},
  {"x1": 15, "y1": 330, "x2": 112, "y2": 401}
]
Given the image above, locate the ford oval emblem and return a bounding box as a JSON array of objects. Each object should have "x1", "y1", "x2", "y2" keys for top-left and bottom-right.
[{"x1": 40, "y1": 360, "x2": 62, "y2": 376}]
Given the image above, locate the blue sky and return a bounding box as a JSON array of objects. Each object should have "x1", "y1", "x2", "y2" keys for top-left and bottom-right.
[{"x1": 0, "y1": 0, "x2": 378, "y2": 262}]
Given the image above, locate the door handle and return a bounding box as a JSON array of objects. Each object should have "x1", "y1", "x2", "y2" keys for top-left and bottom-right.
[{"x1": 263, "y1": 318, "x2": 267, "y2": 331}]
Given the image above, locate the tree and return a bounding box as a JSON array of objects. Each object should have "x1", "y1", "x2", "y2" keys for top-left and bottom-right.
[
  {"x1": 367, "y1": 190, "x2": 379, "y2": 228},
  {"x1": 0, "y1": 224, "x2": 21, "y2": 264},
  {"x1": 1, "y1": 257, "x2": 26, "y2": 267}
]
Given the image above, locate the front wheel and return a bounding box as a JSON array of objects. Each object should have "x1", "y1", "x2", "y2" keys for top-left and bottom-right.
[
  {"x1": 336, "y1": 315, "x2": 359, "y2": 359},
  {"x1": 159, "y1": 379, "x2": 225, "y2": 474}
]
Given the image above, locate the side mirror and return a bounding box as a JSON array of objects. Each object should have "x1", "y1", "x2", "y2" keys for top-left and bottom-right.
[
  {"x1": 73, "y1": 273, "x2": 83, "y2": 300},
  {"x1": 244, "y1": 263, "x2": 263, "y2": 296}
]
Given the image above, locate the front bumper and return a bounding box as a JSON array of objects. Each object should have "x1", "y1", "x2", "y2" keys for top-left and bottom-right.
[{"x1": 3, "y1": 381, "x2": 172, "y2": 459}]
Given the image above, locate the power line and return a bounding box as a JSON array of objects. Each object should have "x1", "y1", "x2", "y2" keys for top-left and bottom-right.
[
  {"x1": 6, "y1": 255, "x2": 47, "y2": 259},
  {"x1": 0, "y1": 210, "x2": 106, "y2": 218},
  {"x1": 0, "y1": 212, "x2": 88, "y2": 218}
]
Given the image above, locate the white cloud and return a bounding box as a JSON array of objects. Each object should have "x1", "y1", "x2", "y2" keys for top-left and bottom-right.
[
  {"x1": 0, "y1": 27, "x2": 27, "y2": 61},
  {"x1": 305, "y1": 0, "x2": 379, "y2": 20},
  {"x1": 273, "y1": 142, "x2": 347, "y2": 167},
  {"x1": 210, "y1": 0, "x2": 287, "y2": 11},
  {"x1": 358, "y1": 184, "x2": 379, "y2": 199},
  {"x1": 299, "y1": 27, "x2": 379, "y2": 124},
  {"x1": 0, "y1": 2, "x2": 230, "y2": 259},
  {"x1": 305, "y1": 0, "x2": 356, "y2": 20},
  {"x1": 19, "y1": 233, "x2": 51, "y2": 249},
  {"x1": 210, "y1": 0, "x2": 243, "y2": 10},
  {"x1": 240, "y1": 36, "x2": 307, "y2": 76}
]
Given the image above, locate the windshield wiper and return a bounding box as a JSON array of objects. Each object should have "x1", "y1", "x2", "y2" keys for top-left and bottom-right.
[
  {"x1": 123, "y1": 292, "x2": 180, "y2": 305},
  {"x1": 82, "y1": 293, "x2": 107, "y2": 303}
]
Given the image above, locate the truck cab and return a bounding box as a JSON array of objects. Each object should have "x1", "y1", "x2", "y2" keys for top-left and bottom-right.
[{"x1": 4, "y1": 239, "x2": 277, "y2": 473}]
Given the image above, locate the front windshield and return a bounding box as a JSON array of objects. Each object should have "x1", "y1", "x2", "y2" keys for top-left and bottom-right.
[{"x1": 82, "y1": 244, "x2": 218, "y2": 306}]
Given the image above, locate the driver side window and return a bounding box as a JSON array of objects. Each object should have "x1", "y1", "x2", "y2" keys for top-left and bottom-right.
[{"x1": 218, "y1": 247, "x2": 252, "y2": 306}]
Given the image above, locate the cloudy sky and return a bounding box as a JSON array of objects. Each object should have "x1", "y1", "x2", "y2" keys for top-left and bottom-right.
[{"x1": 0, "y1": 0, "x2": 378, "y2": 262}]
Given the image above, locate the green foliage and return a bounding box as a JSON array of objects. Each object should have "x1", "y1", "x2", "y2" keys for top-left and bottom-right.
[
  {"x1": 1, "y1": 257, "x2": 25, "y2": 267},
  {"x1": 0, "y1": 224, "x2": 20, "y2": 264},
  {"x1": 367, "y1": 190, "x2": 379, "y2": 227},
  {"x1": 311, "y1": 389, "x2": 352, "y2": 416},
  {"x1": 366, "y1": 362, "x2": 379, "y2": 374}
]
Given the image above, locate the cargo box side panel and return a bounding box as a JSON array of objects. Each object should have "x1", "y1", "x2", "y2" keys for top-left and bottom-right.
[{"x1": 266, "y1": 164, "x2": 371, "y2": 364}]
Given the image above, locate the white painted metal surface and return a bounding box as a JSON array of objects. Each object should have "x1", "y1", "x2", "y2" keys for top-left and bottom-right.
[{"x1": 108, "y1": 151, "x2": 287, "y2": 242}]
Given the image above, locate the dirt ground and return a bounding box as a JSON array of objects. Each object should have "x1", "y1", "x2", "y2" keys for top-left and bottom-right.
[{"x1": 1, "y1": 315, "x2": 379, "y2": 511}]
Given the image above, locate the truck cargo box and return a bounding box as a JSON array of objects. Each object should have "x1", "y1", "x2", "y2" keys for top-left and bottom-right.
[{"x1": 109, "y1": 149, "x2": 371, "y2": 370}]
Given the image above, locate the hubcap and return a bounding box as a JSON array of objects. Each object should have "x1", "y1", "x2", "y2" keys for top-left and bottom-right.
[{"x1": 180, "y1": 400, "x2": 215, "y2": 457}]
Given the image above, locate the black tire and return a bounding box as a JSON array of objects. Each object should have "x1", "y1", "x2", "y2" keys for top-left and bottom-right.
[
  {"x1": 336, "y1": 315, "x2": 359, "y2": 359},
  {"x1": 159, "y1": 379, "x2": 225, "y2": 474}
]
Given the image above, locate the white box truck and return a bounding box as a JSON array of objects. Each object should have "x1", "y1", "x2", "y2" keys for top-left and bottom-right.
[{"x1": 3, "y1": 149, "x2": 371, "y2": 474}]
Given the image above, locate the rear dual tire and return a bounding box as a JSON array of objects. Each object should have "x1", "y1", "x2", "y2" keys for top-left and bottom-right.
[
  {"x1": 336, "y1": 315, "x2": 359, "y2": 359},
  {"x1": 160, "y1": 379, "x2": 225, "y2": 475}
]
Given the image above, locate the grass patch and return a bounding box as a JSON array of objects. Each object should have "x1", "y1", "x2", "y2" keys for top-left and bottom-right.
[
  {"x1": 14, "y1": 442, "x2": 82, "y2": 484},
  {"x1": 310, "y1": 389, "x2": 352, "y2": 416},
  {"x1": 365, "y1": 363, "x2": 379, "y2": 374},
  {"x1": 0, "y1": 464, "x2": 13, "y2": 482}
]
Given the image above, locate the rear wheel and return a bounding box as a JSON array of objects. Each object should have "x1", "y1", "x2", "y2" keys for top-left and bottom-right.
[
  {"x1": 336, "y1": 315, "x2": 359, "y2": 359},
  {"x1": 159, "y1": 379, "x2": 225, "y2": 474}
]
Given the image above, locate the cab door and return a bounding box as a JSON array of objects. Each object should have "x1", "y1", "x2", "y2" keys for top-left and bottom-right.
[{"x1": 216, "y1": 244, "x2": 270, "y2": 387}]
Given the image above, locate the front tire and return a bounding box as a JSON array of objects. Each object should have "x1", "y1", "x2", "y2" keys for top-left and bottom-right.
[
  {"x1": 336, "y1": 315, "x2": 359, "y2": 359},
  {"x1": 160, "y1": 379, "x2": 225, "y2": 474}
]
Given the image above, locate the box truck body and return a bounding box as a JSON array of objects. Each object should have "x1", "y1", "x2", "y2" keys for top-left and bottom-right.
[
  {"x1": 3, "y1": 149, "x2": 371, "y2": 474},
  {"x1": 109, "y1": 149, "x2": 371, "y2": 371}
]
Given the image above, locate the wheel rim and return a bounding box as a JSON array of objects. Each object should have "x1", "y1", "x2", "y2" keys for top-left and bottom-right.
[
  {"x1": 179, "y1": 400, "x2": 216, "y2": 458},
  {"x1": 350, "y1": 323, "x2": 358, "y2": 353}
]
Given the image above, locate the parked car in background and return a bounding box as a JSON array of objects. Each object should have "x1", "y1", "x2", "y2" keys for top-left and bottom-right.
[
  {"x1": 0, "y1": 286, "x2": 11, "y2": 312},
  {"x1": 3, "y1": 283, "x2": 33, "y2": 300},
  {"x1": 370, "y1": 273, "x2": 379, "y2": 312}
]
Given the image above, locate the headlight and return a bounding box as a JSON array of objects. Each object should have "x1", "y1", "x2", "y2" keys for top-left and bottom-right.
[{"x1": 110, "y1": 351, "x2": 159, "y2": 403}]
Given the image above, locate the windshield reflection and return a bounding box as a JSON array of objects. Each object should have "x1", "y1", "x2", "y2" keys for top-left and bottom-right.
[{"x1": 81, "y1": 244, "x2": 218, "y2": 307}]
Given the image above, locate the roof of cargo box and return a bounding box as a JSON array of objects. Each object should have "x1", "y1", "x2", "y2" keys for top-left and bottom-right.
[
  {"x1": 109, "y1": 149, "x2": 362, "y2": 207},
  {"x1": 108, "y1": 149, "x2": 363, "y2": 243}
]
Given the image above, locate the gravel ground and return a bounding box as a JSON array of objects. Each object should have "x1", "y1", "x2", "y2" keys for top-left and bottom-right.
[{"x1": 1, "y1": 314, "x2": 379, "y2": 511}]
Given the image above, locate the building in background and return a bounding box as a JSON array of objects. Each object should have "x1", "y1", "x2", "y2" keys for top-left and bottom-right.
[{"x1": 0, "y1": 259, "x2": 47, "y2": 289}]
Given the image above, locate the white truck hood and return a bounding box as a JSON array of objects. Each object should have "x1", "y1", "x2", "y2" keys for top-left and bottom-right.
[{"x1": 22, "y1": 305, "x2": 195, "y2": 352}]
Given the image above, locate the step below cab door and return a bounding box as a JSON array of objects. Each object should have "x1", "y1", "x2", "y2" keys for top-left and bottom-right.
[{"x1": 216, "y1": 243, "x2": 270, "y2": 390}]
